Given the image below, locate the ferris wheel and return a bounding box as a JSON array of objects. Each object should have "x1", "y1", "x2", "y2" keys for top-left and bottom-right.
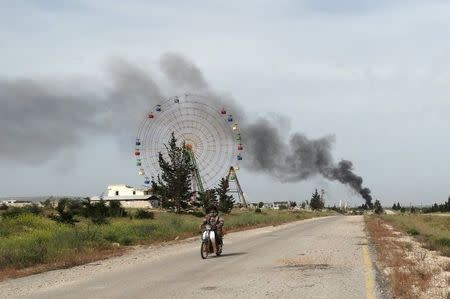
[{"x1": 134, "y1": 94, "x2": 245, "y2": 203}]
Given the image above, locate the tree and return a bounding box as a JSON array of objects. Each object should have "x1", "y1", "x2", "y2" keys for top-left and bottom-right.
[
  {"x1": 54, "y1": 201, "x2": 73, "y2": 224},
  {"x1": 392, "y1": 202, "x2": 402, "y2": 211},
  {"x1": 432, "y1": 203, "x2": 439, "y2": 212},
  {"x1": 289, "y1": 201, "x2": 297, "y2": 208},
  {"x1": 151, "y1": 175, "x2": 172, "y2": 210},
  {"x1": 216, "y1": 178, "x2": 234, "y2": 214},
  {"x1": 198, "y1": 189, "x2": 217, "y2": 213},
  {"x1": 109, "y1": 200, "x2": 126, "y2": 217},
  {"x1": 310, "y1": 189, "x2": 324, "y2": 210},
  {"x1": 278, "y1": 204, "x2": 288, "y2": 210},
  {"x1": 90, "y1": 199, "x2": 109, "y2": 224},
  {"x1": 258, "y1": 202, "x2": 264, "y2": 208},
  {"x1": 373, "y1": 200, "x2": 384, "y2": 214},
  {"x1": 81, "y1": 198, "x2": 94, "y2": 218},
  {"x1": 41, "y1": 198, "x2": 54, "y2": 209},
  {"x1": 359, "y1": 203, "x2": 369, "y2": 210},
  {"x1": 152, "y1": 133, "x2": 193, "y2": 213},
  {"x1": 81, "y1": 198, "x2": 109, "y2": 224},
  {"x1": 53, "y1": 198, "x2": 78, "y2": 224},
  {"x1": 135, "y1": 209, "x2": 154, "y2": 219}
]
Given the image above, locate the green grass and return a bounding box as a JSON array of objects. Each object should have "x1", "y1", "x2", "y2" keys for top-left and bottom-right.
[
  {"x1": 381, "y1": 214, "x2": 450, "y2": 257},
  {"x1": 0, "y1": 210, "x2": 333, "y2": 272},
  {"x1": 225, "y1": 209, "x2": 331, "y2": 230}
]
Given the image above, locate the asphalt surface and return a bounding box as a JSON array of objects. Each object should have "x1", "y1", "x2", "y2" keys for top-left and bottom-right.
[{"x1": 0, "y1": 215, "x2": 382, "y2": 299}]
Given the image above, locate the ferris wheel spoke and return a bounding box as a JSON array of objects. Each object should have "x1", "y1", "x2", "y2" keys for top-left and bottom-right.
[{"x1": 135, "y1": 95, "x2": 241, "y2": 189}]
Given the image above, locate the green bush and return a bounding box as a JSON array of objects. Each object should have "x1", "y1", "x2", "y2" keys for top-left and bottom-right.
[
  {"x1": 2, "y1": 204, "x2": 42, "y2": 218},
  {"x1": 135, "y1": 209, "x2": 154, "y2": 219},
  {"x1": 88, "y1": 200, "x2": 109, "y2": 224},
  {"x1": 374, "y1": 200, "x2": 384, "y2": 214},
  {"x1": 255, "y1": 208, "x2": 262, "y2": 213},
  {"x1": 436, "y1": 237, "x2": 450, "y2": 247},
  {"x1": 190, "y1": 210, "x2": 205, "y2": 218},
  {"x1": 407, "y1": 228, "x2": 420, "y2": 235},
  {"x1": 108, "y1": 201, "x2": 127, "y2": 217},
  {"x1": 53, "y1": 199, "x2": 78, "y2": 224}
]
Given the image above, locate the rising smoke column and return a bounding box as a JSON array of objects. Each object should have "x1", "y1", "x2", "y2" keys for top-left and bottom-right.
[
  {"x1": 244, "y1": 119, "x2": 373, "y2": 207},
  {"x1": 0, "y1": 53, "x2": 373, "y2": 206},
  {"x1": 322, "y1": 160, "x2": 373, "y2": 207}
]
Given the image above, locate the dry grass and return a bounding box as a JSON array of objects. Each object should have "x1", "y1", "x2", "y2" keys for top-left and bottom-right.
[
  {"x1": 365, "y1": 216, "x2": 437, "y2": 299},
  {"x1": 444, "y1": 262, "x2": 450, "y2": 272}
]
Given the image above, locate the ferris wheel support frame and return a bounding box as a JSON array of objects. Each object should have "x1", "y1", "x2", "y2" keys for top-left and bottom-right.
[
  {"x1": 227, "y1": 166, "x2": 247, "y2": 207},
  {"x1": 185, "y1": 148, "x2": 205, "y2": 196}
]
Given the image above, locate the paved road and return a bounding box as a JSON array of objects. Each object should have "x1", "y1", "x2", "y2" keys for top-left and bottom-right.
[{"x1": 1, "y1": 216, "x2": 381, "y2": 299}]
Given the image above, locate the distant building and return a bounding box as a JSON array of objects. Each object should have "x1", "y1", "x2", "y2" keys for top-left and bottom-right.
[
  {"x1": 273, "y1": 201, "x2": 289, "y2": 209},
  {"x1": 263, "y1": 202, "x2": 274, "y2": 209},
  {"x1": 1, "y1": 200, "x2": 17, "y2": 204},
  {"x1": 90, "y1": 184, "x2": 160, "y2": 208},
  {"x1": 0, "y1": 199, "x2": 33, "y2": 207},
  {"x1": 339, "y1": 200, "x2": 349, "y2": 211},
  {"x1": 248, "y1": 202, "x2": 259, "y2": 209}
]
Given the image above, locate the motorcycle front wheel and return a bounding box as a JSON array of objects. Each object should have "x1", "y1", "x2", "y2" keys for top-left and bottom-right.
[{"x1": 200, "y1": 240, "x2": 209, "y2": 259}]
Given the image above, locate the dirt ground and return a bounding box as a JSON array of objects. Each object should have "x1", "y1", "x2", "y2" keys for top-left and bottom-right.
[{"x1": 366, "y1": 217, "x2": 450, "y2": 299}]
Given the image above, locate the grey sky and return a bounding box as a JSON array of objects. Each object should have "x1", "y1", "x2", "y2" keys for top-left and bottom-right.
[{"x1": 1, "y1": 0, "x2": 450, "y2": 206}]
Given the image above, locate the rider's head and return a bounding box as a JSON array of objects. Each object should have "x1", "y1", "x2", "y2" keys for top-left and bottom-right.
[{"x1": 208, "y1": 205, "x2": 218, "y2": 215}]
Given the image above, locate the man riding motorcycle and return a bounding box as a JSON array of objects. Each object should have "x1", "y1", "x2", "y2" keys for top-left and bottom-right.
[{"x1": 200, "y1": 205, "x2": 224, "y2": 248}]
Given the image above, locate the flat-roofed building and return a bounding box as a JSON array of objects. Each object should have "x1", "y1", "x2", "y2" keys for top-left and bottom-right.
[{"x1": 90, "y1": 184, "x2": 160, "y2": 208}]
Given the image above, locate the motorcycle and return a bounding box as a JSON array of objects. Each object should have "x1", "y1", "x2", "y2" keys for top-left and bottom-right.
[{"x1": 200, "y1": 224, "x2": 222, "y2": 259}]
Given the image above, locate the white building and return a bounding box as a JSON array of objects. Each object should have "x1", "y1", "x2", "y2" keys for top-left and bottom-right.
[
  {"x1": 91, "y1": 185, "x2": 160, "y2": 208},
  {"x1": 263, "y1": 202, "x2": 274, "y2": 209},
  {"x1": 273, "y1": 201, "x2": 289, "y2": 209}
]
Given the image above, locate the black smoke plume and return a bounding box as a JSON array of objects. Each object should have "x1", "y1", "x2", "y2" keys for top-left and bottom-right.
[
  {"x1": 244, "y1": 119, "x2": 373, "y2": 207},
  {"x1": 0, "y1": 53, "x2": 372, "y2": 206}
]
